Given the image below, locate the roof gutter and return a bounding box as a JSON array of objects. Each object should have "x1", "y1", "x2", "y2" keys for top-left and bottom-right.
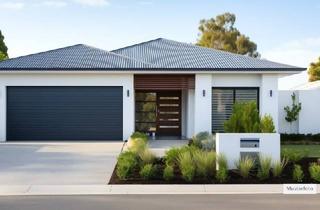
[{"x1": 0, "y1": 70, "x2": 304, "y2": 74}]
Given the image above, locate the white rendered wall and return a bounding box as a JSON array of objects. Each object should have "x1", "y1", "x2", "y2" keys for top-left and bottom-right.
[
  {"x1": 278, "y1": 90, "x2": 299, "y2": 133},
  {"x1": 278, "y1": 89, "x2": 320, "y2": 134},
  {"x1": 0, "y1": 86, "x2": 6, "y2": 142},
  {"x1": 216, "y1": 133, "x2": 280, "y2": 169},
  {"x1": 195, "y1": 73, "x2": 279, "y2": 135},
  {"x1": 212, "y1": 73, "x2": 279, "y2": 131},
  {"x1": 212, "y1": 74, "x2": 261, "y2": 87},
  {"x1": 260, "y1": 74, "x2": 279, "y2": 131},
  {"x1": 186, "y1": 89, "x2": 195, "y2": 138},
  {"x1": 194, "y1": 74, "x2": 212, "y2": 134},
  {"x1": 0, "y1": 73, "x2": 135, "y2": 141},
  {"x1": 298, "y1": 90, "x2": 320, "y2": 134}
]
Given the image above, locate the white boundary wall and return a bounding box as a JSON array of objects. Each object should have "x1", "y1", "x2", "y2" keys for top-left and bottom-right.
[
  {"x1": 0, "y1": 73, "x2": 135, "y2": 141},
  {"x1": 279, "y1": 90, "x2": 320, "y2": 134},
  {"x1": 278, "y1": 90, "x2": 299, "y2": 133},
  {"x1": 216, "y1": 133, "x2": 280, "y2": 169}
]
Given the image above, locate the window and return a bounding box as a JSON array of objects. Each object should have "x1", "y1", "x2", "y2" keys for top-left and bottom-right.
[
  {"x1": 212, "y1": 88, "x2": 259, "y2": 132},
  {"x1": 135, "y1": 92, "x2": 157, "y2": 133}
]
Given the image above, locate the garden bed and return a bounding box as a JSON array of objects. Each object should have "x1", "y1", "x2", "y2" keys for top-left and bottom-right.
[{"x1": 109, "y1": 157, "x2": 318, "y2": 184}]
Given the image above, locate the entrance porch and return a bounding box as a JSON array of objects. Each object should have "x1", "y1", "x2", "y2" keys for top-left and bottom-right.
[{"x1": 134, "y1": 74, "x2": 195, "y2": 139}]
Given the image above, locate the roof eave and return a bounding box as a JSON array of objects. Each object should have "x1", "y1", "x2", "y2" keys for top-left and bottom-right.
[{"x1": 0, "y1": 67, "x2": 306, "y2": 71}]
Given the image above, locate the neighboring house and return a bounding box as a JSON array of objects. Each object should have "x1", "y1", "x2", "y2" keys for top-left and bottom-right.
[
  {"x1": 0, "y1": 38, "x2": 305, "y2": 141},
  {"x1": 279, "y1": 81, "x2": 320, "y2": 134}
]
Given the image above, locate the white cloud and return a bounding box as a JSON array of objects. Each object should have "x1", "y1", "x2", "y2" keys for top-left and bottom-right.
[
  {"x1": 72, "y1": 0, "x2": 109, "y2": 7},
  {"x1": 43, "y1": 1, "x2": 68, "y2": 7},
  {"x1": 0, "y1": 2, "x2": 25, "y2": 10},
  {"x1": 262, "y1": 37, "x2": 320, "y2": 90}
]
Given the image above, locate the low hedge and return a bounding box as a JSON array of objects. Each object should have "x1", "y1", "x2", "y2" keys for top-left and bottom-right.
[{"x1": 281, "y1": 133, "x2": 320, "y2": 144}]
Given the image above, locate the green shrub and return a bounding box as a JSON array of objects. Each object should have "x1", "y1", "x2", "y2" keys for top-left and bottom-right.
[
  {"x1": 260, "y1": 114, "x2": 276, "y2": 133},
  {"x1": 272, "y1": 158, "x2": 288, "y2": 178},
  {"x1": 193, "y1": 150, "x2": 216, "y2": 178},
  {"x1": 241, "y1": 101, "x2": 261, "y2": 133},
  {"x1": 182, "y1": 145, "x2": 199, "y2": 154},
  {"x1": 224, "y1": 101, "x2": 260, "y2": 133},
  {"x1": 139, "y1": 164, "x2": 156, "y2": 180},
  {"x1": 281, "y1": 133, "x2": 320, "y2": 143},
  {"x1": 224, "y1": 101, "x2": 276, "y2": 133},
  {"x1": 165, "y1": 145, "x2": 199, "y2": 166},
  {"x1": 130, "y1": 132, "x2": 148, "y2": 142},
  {"x1": 116, "y1": 151, "x2": 138, "y2": 180},
  {"x1": 217, "y1": 154, "x2": 228, "y2": 170},
  {"x1": 235, "y1": 156, "x2": 254, "y2": 178},
  {"x1": 216, "y1": 167, "x2": 228, "y2": 183},
  {"x1": 281, "y1": 148, "x2": 307, "y2": 163},
  {"x1": 163, "y1": 164, "x2": 174, "y2": 181},
  {"x1": 292, "y1": 164, "x2": 304, "y2": 183},
  {"x1": 164, "y1": 147, "x2": 181, "y2": 166},
  {"x1": 139, "y1": 148, "x2": 156, "y2": 165},
  {"x1": 216, "y1": 154, "x2": 229, "y2": 183},
  {"x1": 128, "y1": 138, "x2": 147, "y2": 155},
  {"x1": 192, "y1": 132, "x2": 215, "y2": 151},
  {"x1": 257, "y1": 156, "x2": 272, "y2": 180},
  {"x1": 178, "y1": 151, "x2": 196, "y2": 182},
  {"x1": 309, "y1": 163, "x2": 320, "y2": 182}
]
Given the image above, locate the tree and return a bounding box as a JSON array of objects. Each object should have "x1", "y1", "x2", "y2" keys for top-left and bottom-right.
[
  {"x1": 0, "y1": 30, "x2": 8, "y2": 61},
  {"x1": 0, "y1": 52, "x2": 7, "y2": 61},
  {"x1": 197, "y1": 12, "x2": 260, "y2": 58},
  {"x1": 308, "y1": 57, "x2": 320, "y2": 82},
  {"x1": 284, "y1": 92, "x2": 302, "y2": 132}
]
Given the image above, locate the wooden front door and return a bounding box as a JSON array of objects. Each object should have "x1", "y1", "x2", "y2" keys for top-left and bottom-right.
[{"x1": 156, "y1": 91, "x2": 181, "y2": 136}]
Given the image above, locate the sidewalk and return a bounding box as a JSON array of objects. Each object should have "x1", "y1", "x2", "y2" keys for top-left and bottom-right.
[{"x1": 0, "y1": 184, "x2": 319, "y2": 196}]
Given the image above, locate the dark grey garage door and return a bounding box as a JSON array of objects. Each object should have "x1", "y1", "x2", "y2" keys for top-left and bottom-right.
[{"x1": 7, "y1": 86, "x2": 123, "y2": 141}]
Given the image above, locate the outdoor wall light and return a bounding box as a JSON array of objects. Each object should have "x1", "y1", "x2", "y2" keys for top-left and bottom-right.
[
  {"x1": 127, "y1": 90, "x2": 130, "y2": 97},
  {"x1": 203, "y1": 90, "x2": 206, "y2": 97},
  {"x1": 269, "y1": 90, "x2": 273, "y2": 97}
]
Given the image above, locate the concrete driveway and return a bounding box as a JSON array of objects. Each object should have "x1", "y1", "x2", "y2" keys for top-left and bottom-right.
[{"x1": 0, "y1": 142, "x2": 123, "y2": 185}]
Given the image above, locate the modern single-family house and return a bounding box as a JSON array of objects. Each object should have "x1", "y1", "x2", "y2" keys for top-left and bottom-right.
[{"x1": 0, "y1": 38, "x2": 305, "y2": 142}]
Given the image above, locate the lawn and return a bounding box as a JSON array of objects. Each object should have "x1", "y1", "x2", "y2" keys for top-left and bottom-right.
[{"x1": 282, "y1": 145, "x2": 320, "y2": 158}]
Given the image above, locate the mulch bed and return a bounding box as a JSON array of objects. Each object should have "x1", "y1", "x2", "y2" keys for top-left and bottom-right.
[{"x1": 108, "y1": 157, "x2": 319, "y2": 184}]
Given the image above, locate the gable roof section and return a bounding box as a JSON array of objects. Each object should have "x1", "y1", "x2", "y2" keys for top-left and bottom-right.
[
  {"x1": 0, "y1": 44, "x2": 152, "y2": 70},
  {"x1": 0, "y1": 38, "x2": 305, "y2": 71},
  {"x1": 112, "y1": 38, "x2": 304, "y2": 71}
]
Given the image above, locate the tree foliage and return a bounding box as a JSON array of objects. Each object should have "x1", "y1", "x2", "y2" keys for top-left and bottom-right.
[
  {"x1": 224, "y1": 101, "x2": 276, "y2": 133},
  {"x1": 284, "y1": 92, "x2": 302, "y2": 123},
  {"x1": 0, "y1": 52, "x2": 7, "y2": 61},
  {"x1": 224, "y1": 101, "x2": 260, "y2": 133},
  {"x1": 308, "y1": 57, "x2": 320, "y2": 82},
  {"x1": 0, "y1": 30, "x2": 8, "y2": 61},
  {"x1": 197, "y1": 12, "x2": 260, "y2": 58}
]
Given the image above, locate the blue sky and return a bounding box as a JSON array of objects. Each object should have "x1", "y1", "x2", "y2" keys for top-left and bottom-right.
[{"x1": 0, "y1": 0, "x2": 319, "y2": 89}]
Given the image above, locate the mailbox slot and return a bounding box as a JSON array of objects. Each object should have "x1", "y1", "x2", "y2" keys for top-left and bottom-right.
[{"x1": 240, "y1": 138, "x2": 260, "y2": 148}]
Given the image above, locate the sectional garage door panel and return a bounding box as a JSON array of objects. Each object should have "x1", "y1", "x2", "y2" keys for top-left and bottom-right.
[{"x1": 7, "y1": 87, "x2": 123, "y2": 141}]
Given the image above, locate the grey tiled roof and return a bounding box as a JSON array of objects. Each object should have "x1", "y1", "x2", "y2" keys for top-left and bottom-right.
[
  {"x1": 112, "y1": 38, "x2": 303, "y2": 71},
  {"x1": 0, "y1": 44, "x2": 152, "y2": 70},
  {"x1": 0, "y1": 38, "x2": 305, "y2": 71}
]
